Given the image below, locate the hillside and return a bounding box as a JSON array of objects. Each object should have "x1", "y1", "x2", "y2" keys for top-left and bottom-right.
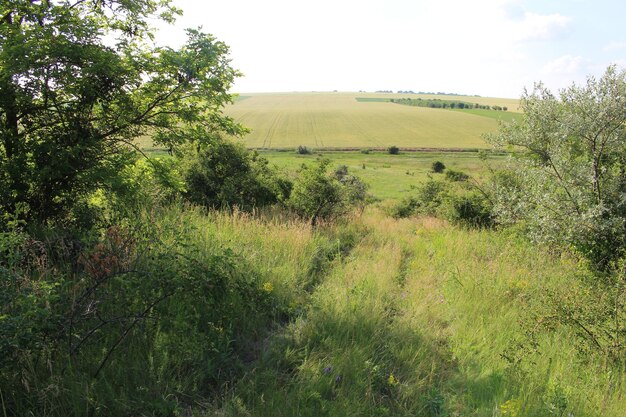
[{"x1": 226, "y1": 92, "x2": 520, "y2": 150}]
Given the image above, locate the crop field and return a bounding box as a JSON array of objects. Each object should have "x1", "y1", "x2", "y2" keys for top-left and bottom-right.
[{"x1": 226, "y1": 92, "x2": 520, "y2": 150}]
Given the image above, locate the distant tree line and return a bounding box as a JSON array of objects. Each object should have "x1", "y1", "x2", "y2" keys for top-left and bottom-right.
[{"x1": 392, "y1": 98, "x2": 507, "y2": 111}]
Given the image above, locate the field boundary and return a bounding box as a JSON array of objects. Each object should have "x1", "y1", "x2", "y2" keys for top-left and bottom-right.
[{"x1": 250, "y1": 147, "x2": 506, "y2": 153}]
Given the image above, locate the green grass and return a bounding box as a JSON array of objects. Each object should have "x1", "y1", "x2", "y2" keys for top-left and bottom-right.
[
  {"x1": 6, "y1": 200, "x2": 624, "y2": 416},
  {"x1": 207, "y1": 208, "x2": 626, "y2": 416},
  {"x1": 262, "y1": 150, "x2": 506, "y2": 200},
  {"x1": 451, "y1": 108, "x2": 523, "y2": 123},
  {"x1": 354, "y1": 97, "x2": 391, "y2": 102},
  {"x1": 224, "y1": 92, "x2": 520, "y2": 149}
]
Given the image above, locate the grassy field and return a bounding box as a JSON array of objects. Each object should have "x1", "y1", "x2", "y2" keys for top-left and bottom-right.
[
  {"x1": 200, "y1": 207, "x2": 625, "y2": 417},
  {"x1": 225, "y1": 92, "x2": 520, "y2": 150},
  {"x1": 262, "y1": 150, "x2": 506, "y2": 200}
]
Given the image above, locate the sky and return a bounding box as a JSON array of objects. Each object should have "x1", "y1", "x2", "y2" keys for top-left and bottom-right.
[{"x1": 154, "y1": 0, "x2": 626, "y2": 98}]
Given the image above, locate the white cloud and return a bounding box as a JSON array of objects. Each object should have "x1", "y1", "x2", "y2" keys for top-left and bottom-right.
[
  {"x1": 513, "y1": 12, "x2": 571, "y2": 41},
  {"x1": 542, "y1": 55, "x2": 584, "y2": 74}
]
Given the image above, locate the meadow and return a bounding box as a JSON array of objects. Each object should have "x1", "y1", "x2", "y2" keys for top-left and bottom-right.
[
  {"x1": 261, "y1": 150, "x2": 507, "y2": 200},
  {"x1": 224, "y1": 92, "x2": 520, "y2": 149}
]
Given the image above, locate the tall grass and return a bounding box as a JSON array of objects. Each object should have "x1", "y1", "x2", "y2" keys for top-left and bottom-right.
[
  {"x1": 211, "y1": 208, "x2": 625, "y2": 416},
  {"x1": 3, "y1": 203, "x2": 624, "y2": 415}
]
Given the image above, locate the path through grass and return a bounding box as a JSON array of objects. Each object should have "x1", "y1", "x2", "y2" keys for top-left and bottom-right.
[{"x1": 209, "y1": 209, "x2": 625, "y2": 416}]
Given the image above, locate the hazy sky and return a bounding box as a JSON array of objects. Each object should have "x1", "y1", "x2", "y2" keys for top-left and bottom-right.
[{"x1": 155, "y1": 0, "x2": 626, "y2": 98}]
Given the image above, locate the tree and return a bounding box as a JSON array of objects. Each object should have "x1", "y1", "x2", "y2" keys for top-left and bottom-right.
[
  {"x1": 288, "y1": 159, "x2": 361, "y2": 227},
  {"x1": 489, "y1": 66, "x2": 626, "y2": 270},
  {"x1": 0, "y1": 0, "x2": 244, "y2": 223}
]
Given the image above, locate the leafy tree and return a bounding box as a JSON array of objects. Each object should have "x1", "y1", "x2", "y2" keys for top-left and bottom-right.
[
  {"x1": 0, "y1": 0, "x2": 244, "y2": 223},
  {"x1": 489, "y1": 66, "x2": 626, "y2": 270},
  {"x1": 388, "y1": 145, "x2": 400, "y2": 155}
]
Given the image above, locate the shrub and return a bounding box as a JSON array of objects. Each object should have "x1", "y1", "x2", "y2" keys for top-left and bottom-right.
[
  {"x1": 361, "y1": 149, "x2": 371, "y2": 154},
  {"x1": 388, "y1": 196, "x2": 421, "y2": 218},
  {"x1": 388, "y1": 146, "x2": 400, "y2": 155},
  {"x1": 389, "y1": 179, "x2": 447, "y2": 218},
  {"x1": 296, "y1": 145, "x2": 312, "y2": 155},
  {"x1": 288, "y1": 160, "x2": 368, "y2": 226},
  {"x1": 431, "y1": 161, "x2": 446, "y2": 173},
  {"x1": 183, "y1": 139, "x2": 289, "y2": 211},
  {"x1": 444, "y1": 192, "x2": 494, "y2": 228},
  {"x1": 445, "y1": 169, "x2": 469, "y2": 182},
  {"x1": 415, "y1": 179, "x2": 447, "y2": 215}
]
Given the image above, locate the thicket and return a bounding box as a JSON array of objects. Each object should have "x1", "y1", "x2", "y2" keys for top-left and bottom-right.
[{"x1": 431, "y1": 160, "x2": 446, "y2": 173}]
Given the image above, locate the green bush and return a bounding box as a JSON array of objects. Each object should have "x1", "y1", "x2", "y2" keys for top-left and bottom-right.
[
  {"x1": 183, "y1": 139, "x2": 290, "y2": 211},
  {"x1": 387, "y1": 146, "x2": 400, "y2": 155},
  {"x1": 388, "y1": 196, "x2": 421, "y2": 218},
  {"x1": 431, "y1": 161, "x2": 446, "y2": 173},
  {"x1": 297, "y1": 145, "x2": 312, "y2": 155},
  {"x1": 288, "y1": 160, "x2": 367, "y2": 226},
  {"x1": 444, "y1": 192, "x2": 494, "y2": 228},
  {"x1": 0, "y1": 208, "x2": 293, "y2": 415},
  {"x1": 388, "y1": 179, "x2": 448, "y2": 218},
  {"x1": 445, "y1": 169, "x2": 469, "y2": 182}
]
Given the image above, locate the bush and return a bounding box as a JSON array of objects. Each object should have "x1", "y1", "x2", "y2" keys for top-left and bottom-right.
[
  {"x1": 431, "y1": 161, "x2": 446, "y2": 173},
  {"x1": 0, "y1": 210, "x2": 291, "y2": 415},
  {"x1": 361, "y1": 149, "x2": 371, "y2": 154},
  {"x1": 388, "y1": 146, "x2": 400, "y2": 155},
  {"x1": 288, "y1": 160, "x2": 367, "y2": 226},
  {"x1": 388, "y1": 196, "x2": 421, "y2": 218},
  {"x1": 444, "y1": 192, "x2": 494, "y2": 228},
  {"x1": 445, "y1": 169, "x2": 469, "y2": 182},
  {"x1": 296, "y1": 145, "x2": 312, "y2": 155},
  {"x1": 388, "y1": 179, "x2": 447, "y2": 218},
  {"x1": 183, "y1": 139, "x2": 290, "y2": 211}
]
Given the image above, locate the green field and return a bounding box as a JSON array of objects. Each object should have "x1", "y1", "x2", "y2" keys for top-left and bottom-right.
[
  {"x1": 226, "y1": 92, "x2": 520, "y2": 150},
  {"x1": 262, "y1": 150, "x2": 506, "y2": 200}
]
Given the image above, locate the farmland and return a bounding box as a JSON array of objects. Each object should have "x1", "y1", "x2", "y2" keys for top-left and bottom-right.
[{"x1": 226, "y1": 92, "x2": 520, "y2": 150}]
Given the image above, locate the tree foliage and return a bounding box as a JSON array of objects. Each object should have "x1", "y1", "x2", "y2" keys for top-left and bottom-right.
[
  {"x1": 0, "y1": 0, "x2": 244, "y2": 223},
  {"x1": 288, "y1": 159, "x2": 367, "y2": 227},
  {"x1": 182, "y1": 139, "x2": 290, "y2": 211},
  {"x1": 489, "y1": 66, "x2": 626, "y2": 270}
]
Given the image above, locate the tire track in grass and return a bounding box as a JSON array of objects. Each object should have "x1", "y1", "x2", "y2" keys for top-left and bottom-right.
[
  {"x1": 217, "y1": 217, "x2": 459, "y2": 416},
  {"x1": 309, "y1": 113, "x2": 320, "y2": 148},
  {"x1": 261, "y1": 112, "x2": 282, "y2": 149}
]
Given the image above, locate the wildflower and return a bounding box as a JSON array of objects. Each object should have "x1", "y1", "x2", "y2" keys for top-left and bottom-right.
[
  {"x1": 387, "y1": 373, "x2": 399, "y2": 386},
  {"x1": 323, "y1": 366, "x2": 333, "y2": 374},
  {"x1": 335, "y1": 375, "x2": 342, "y2": 384},
  {"x1": 262, "y1": 282, "x2": 273, "y2": 293}
]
